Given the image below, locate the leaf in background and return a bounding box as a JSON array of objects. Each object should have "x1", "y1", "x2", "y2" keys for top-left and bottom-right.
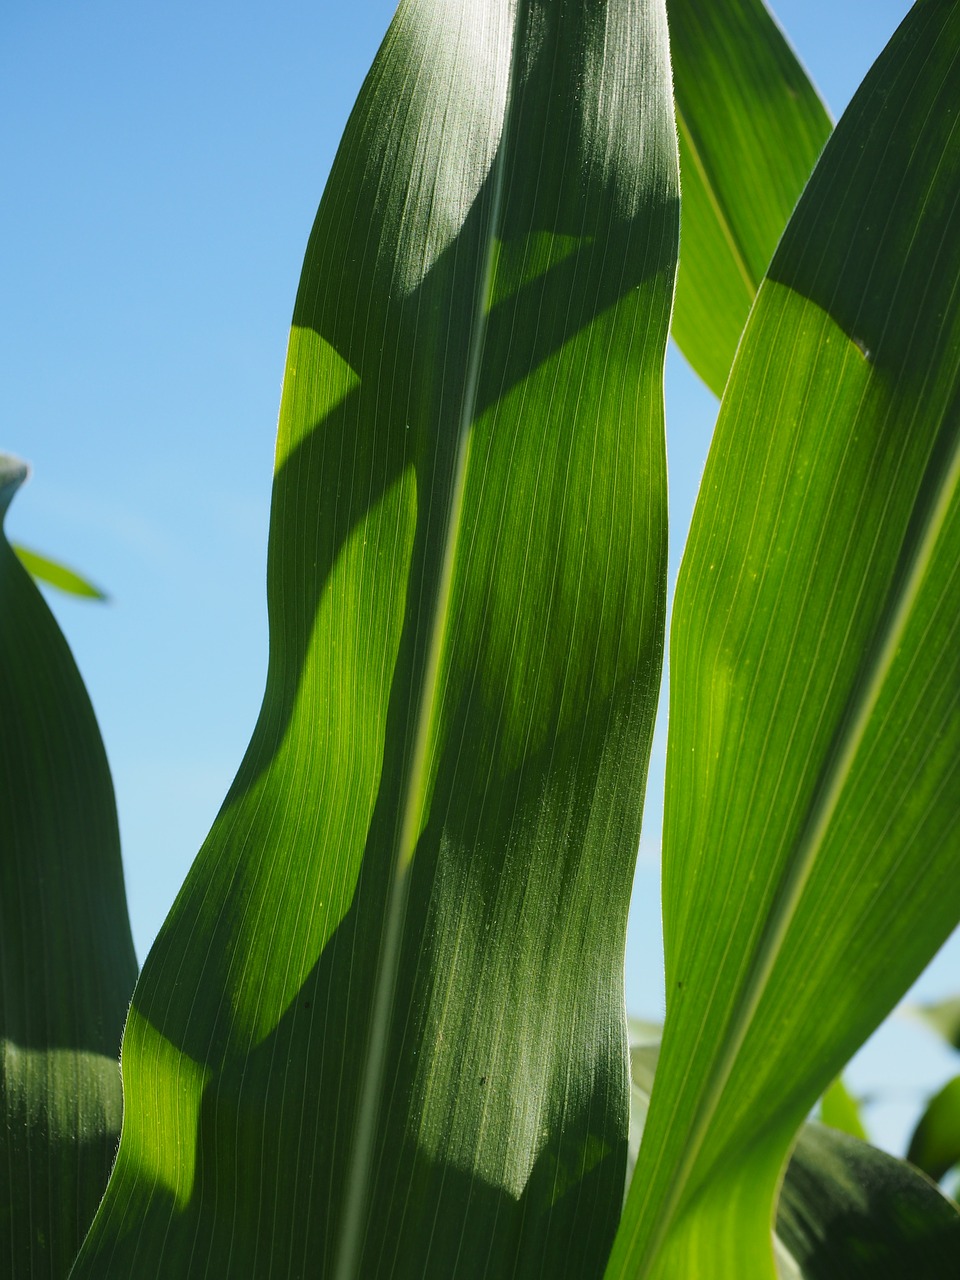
[
  {"x1": 777, "y1": 1124, "x2": 960, "y2": 1280},
  {"x1": 12, "y1": 544, "x2": 108, "y2": 602},
  {"x1": 609, "y1": 4, "x2": 960, "y2": 1277},
  {"x1": 666, "y1": 0, "x2": 831, "y2": 395},
  {"x1": 819, "y1": 1076, "x2": 867, "y2": 1142},
  {"x1": 0, "y1": 455, "x2": 137, "y2": 1277},
  {"x1": 908, "y1": 1075, "x2": 960, "y2": 1184},
  {"x1": 627, "y1": 1038, "x2": 661, "y2": 1195},
  {"x1": 73, "y1": 1, "x2": 678, "y2": 1276},
  {"x1": 909, "y1": 995, "x2": 960, "y2": 1051},
  {"x1": 624, "y1": 1033, "x2": 960, "y2": 1279}
]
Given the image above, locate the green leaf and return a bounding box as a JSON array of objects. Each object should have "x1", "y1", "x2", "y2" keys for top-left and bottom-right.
[
  {"x1": 777, "y1": 1124, "x2": 960, "y2": 1280},
  {"x1": 12, "y1": 544, "x2": 108, "y2": 602},
  {"x1": 819, "y1": 1076, "x2": 867, "y2": 1142},
  {"x1": 627, "y1": 1038, "x2": 661, "y2": 1195},
  {"x1": 624, "y1": 1032, "x2": 960, "y2": 1279},
  {"x1": 0, "y1": 455, "x2": 137, "y2": 1277},
  {"x1": 73, "y1": 2, "x2": 678, "y2": 1276},
  {"x1": 908, "y1": 995, "x2": 960, "y2": 1051},
  {"x1": 908, "y1": 1075, "x2": 960, "y2": 1184},
  {"x1": 609, "y1": 4, "x2": 960, "y2": 1277},
  {"x1": 666, "y1": 0, "x2": 831, "y2": 395}
]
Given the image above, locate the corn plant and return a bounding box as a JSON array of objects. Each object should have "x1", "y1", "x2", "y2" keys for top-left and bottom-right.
[{"x1": 2, "y1": 1, "x2": 959, "y2": 1276}]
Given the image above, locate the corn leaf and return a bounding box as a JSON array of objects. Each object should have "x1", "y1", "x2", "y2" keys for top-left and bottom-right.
[
  {"x1": 0, "y1": 456, "x2": 137, "y2": 1277},
  {"x1": 609, "y1": 4, "x2": 960, "y2": 1276},
  {"x1": 819, "y1": 1077, "x2": 867, "y2": 1142},
  {"x1": 907, "y1": 1075, "x2": 960, "y2": 1184},
  {"x1": 624, "y1": 1033, "x2": 960, "y2": 1279},
  {"x1": 666, "y1": 0, "x2": 831, "y2": 395},
  {"x1": 72, "y1": 1, "x2": 678, "y2": 1275},
  {"x1": 777, "y1": 1124, "x2": 960, "y2": 1280},
  {"x1": 12, "y1": 544, "x2": 108, "y2": 602}
]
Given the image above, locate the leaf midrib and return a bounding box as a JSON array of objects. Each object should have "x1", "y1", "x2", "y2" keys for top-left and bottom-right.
[
  {"x1": 330, "y1": 3, "x2": 527, "y2": 1275},
  {"x1": 633, "y1": 401, "x2": 960, "y2": 1277}
]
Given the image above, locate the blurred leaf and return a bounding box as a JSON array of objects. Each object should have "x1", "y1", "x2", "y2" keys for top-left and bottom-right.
[
  {"x1": 609, "y1": 4, "x2": 960, "y2": 1277},
  {"x1": 666, "y1": 0, "x2": 831, "y2": 394},
  {"x1": 12, "y1": 543, "x2": 108, "y2": 602},
  {"x1": 73, "y1": 2, "x2": 679, "y2": 1276},
  {"x1": 0, "y1": 455, "x2": 137, "y2": 1277},
  {"x1": 908, "y1": 1075, "x2": 960, "y2": 1183},
  {"x1": 627, "y1": 1040, "x2": 661, "y2": 1194},
  {"x1": 909, "y1": 995, "x2": 960, "y2": 1051},
  {"x1": 820, "y1": 1076, "x2": 867, "y2": 1142},
  {"x1": 777, "y1": 1124, "x2": 960, "y2": 1280}
]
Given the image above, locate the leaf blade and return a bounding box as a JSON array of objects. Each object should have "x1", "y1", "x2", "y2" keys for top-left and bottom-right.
[
  {"x1": 0, "y1": 456, "x2": 137, "y2": 1277},
  {"x1": 609, "y1": 4, "x2": 960, "y2": 1276},
  {"x1": 778, "y1": 1124, "x2": 960, "y2": 1280},
  {"x1": 907, "y1": 1075, "x2": 960, "y2": 1184},
  {"x1": 73, "y1": 3, "x2": 679, "y2": 1276},
  {"x1": 819, "y1": 1077, "x2": 867, "y2": 1143},
  {"x1": 666, "y1": 0, "x2": 831, "y2": 394},
  {"x1": 624, "y1": 1031, "x2": 960, "y2": 1280},
  {"x1": 12, "y1": 543, "x2": 108, "y2": 601}
]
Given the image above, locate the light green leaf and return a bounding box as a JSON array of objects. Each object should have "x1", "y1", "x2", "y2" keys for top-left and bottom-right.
[
  {"x1": 666, "y1": 0, "x2": 831, "y2": 395},
  {"x1": 624, "y1": 1033, "x2": 960, "y2": 1279},
  {"x1": 12, "y1": 543, "x2": 108, "y2": 602},
  {"x1": 73, "y1": 2, "x2": 678, "y2": 1276},
  {"x1": 908, "y1": 995, "x2": 960, "y2": 1051},
  {"x1": 777, "y1": 1124, "x2": 960, "y2": 1280},
  {"x1": 819, "y1": 1076, "x2": 867, "y2": 1142},
  {"x1": 609, "y1": 4, "x2": 960, "y2": 1277},
  {"x1": 908, "y1": 1075, "x2": 960, "y2": 1184},
  {"x1": 0, "y1": 455, "x2": 137, "y2": 1277}
]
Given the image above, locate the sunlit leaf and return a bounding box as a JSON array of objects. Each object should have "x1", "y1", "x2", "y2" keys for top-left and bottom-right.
[
  {"x1": 72, "y1": 2, "x2": 679, "y2": 1276},
  {"x1": 0, "y1": 455, "x2": 137, "y2": 1277},
  {"x1": 609, "y1": 4, "x2": 960, "y2": 1276},
  {"x1": 666, "y1": 0, "x2": 830, "y2": 395},
  {"x1": 12, "y1": 543, "x2": 108, "y2": 602},
  {"x1": 819, "y1": 1076, "x2": 867, "y2": 1142}
]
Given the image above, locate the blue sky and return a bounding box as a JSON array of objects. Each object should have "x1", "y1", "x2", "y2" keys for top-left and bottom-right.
[{"x1": 2, "y1": 1, "x2": 954, "y2": 1158}]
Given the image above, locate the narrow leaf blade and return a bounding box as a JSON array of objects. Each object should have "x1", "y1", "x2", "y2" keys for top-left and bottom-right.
[
  {"x1": 12, "y1": 544, "x2": 108, "y2": 602},
  {"x1": 610, "y1": 5, "x2": 960, "y2": 1276},
  {"x1": 667, "y1": 0, "x2": 831, "y2": 395}
]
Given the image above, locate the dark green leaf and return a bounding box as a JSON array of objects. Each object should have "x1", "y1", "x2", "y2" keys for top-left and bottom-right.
[
  {"x1": 0, "y1": 455, "x2": 137, "y2": 1277},
  {"x1": 777, "y1": 1124, "x2": 960, "y2": 1280},
  {"x1": 73, "y1": 2, "x2": 679, "y2": 1276}
]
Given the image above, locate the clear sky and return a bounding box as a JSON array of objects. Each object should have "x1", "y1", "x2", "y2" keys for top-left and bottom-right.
[{"x1": 1, "y1": 1, "x2": 954, "y2": 1159}]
